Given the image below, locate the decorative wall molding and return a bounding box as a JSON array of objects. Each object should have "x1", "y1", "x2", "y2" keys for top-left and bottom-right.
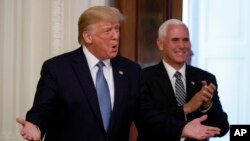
[{"x1": 51, "y1": 0, "x2": 65, "y2": 56}]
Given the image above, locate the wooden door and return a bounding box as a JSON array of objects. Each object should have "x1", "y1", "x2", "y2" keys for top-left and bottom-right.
[
  {"x1": 116, "y1": 0, "x2": 182, "y2": 68},
  {"x1": 115, "y1": 0, "x2": 183, "y2": 141}
]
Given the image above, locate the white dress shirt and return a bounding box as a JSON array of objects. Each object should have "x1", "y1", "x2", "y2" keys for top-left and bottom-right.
[
  {"x1": 83, "y1": 47, "x2": 115, "y2": 109},
  {"x1": 162, "y1": 60, "x2": 186, "y2": 93}
]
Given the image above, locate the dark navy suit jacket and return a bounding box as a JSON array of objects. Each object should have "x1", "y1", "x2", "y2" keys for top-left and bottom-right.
[
  {"x1": 26, "y1": 47, "x2": 186, "y2": 141},
  {"x1": 138, "y1": 61, "x2": 229, "y2": 141}
]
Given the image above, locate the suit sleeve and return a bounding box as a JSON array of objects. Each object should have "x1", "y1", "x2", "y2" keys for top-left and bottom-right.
[
  {"x1": 26, "y1": 60, "x2": 58, "y2": 138},
  {"x1": 203, "y1": 75, "x2": 229, "y2": 137}
]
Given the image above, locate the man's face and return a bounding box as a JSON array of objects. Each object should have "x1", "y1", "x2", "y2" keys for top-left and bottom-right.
[
  {"x1": 85, "y1": 20, "x2": 120, "y2": 60},
  {"x1": 157, "y1": 24, "x2": 191, "y2": 69}
]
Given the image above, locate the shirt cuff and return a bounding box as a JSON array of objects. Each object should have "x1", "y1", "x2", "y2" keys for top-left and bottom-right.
[{"x1": 199, "y1": 101, "x2": 213, "y2": 113}]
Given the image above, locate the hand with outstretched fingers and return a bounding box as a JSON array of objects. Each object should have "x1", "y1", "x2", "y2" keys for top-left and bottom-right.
[
  {"x1": 16, "y1": 117, "x2": 41, "y2": 141},
  {"x1": 182, "y1": 115, "x2": 221, "y2": 140}
]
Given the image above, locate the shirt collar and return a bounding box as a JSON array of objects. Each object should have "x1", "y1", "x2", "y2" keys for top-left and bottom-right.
[
  {"x1": 83, "y1": 46, "x2": 111, "y2": 69},
  {"x1": 162, "y1": 59, "x2": 186, "y2": 79}
]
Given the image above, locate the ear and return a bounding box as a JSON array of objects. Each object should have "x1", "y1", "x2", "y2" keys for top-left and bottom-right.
[
  {"x1": 82, "y1": 31, "x2": 92, "y2": 44},
  {"x1": 156, "y1": 38, "x2": 164, "y2": 51}
]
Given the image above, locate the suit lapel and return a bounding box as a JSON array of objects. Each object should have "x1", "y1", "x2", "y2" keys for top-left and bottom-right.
[
  {"x1": 157, "y1": 62, "x2": 178, "y2": 106},
  {"x1": 185, "y1": 65, "x2": 201, "y2": 101},
  {"x1": 71, "y1": 48, "x2": 103, "y2": 127},
  {"x1": 107, "y1": 57, "x2": 126, "y2": 132}
]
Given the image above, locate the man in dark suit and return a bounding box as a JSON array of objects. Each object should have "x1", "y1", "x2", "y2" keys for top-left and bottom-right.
[
  {"x1": 16, "y1": 7, "x2": 221, "y2": 141},
  {"x1": 138, "y1": 19, "x2": 229, "y2": 141}
]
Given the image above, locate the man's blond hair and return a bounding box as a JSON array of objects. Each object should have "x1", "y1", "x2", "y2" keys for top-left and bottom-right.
[{"x1": 78, "y1": 6, "x2": 124, "y2": 45}]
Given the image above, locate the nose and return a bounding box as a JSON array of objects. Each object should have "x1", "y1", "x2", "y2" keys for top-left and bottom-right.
[
  {"x1": 179, "y1": 39, "x2": 190, "y2": 48},
  {"x1": 179, "y1": 41, "x2": 185, "y2": 48},
  {"x1": 112, "y1": 29, "x2": 119, "y2": 40}
]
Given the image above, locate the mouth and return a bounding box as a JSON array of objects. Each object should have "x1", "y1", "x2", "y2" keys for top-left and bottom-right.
[
  {"x1": 111, "y1": 44, "x2": 118, "y2": 49},
  {"x1": 176, "y1": 51, "x2": 185, "y2": 56}
]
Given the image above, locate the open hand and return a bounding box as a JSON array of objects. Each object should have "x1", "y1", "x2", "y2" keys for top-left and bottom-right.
[
  {"x1": 182, "y1": 115, "x2": 221, "y2": 140},
  {"x1": 16, "y1": 117, "x2": 41, "y2": 141}
]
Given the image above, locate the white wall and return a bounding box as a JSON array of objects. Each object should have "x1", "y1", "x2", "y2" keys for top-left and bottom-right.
[{"x1": 0, "y1": 0, "x2": 109, "y2": 140}]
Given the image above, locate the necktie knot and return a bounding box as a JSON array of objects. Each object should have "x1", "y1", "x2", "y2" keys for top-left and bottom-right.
[
  {"x1": 174, "y1": 71, "x2": 182, "y2": 79},
  {"x1": 96, "y1": 61, "x2": 105, "y2": 69}
]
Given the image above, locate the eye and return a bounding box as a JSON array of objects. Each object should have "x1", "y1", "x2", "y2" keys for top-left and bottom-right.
[
  {"x1": 172, "y1": 38, "x2": 179, "y2": 42},
  {"x1": 183, "y1": 38, "x2": 190, "y2": 42},
  {"x1": 104, "y1": 28, "x2": 111, "y2": 33},
  {"x1": 115, "y1": 25, "x2": 120, "y2": 31}
]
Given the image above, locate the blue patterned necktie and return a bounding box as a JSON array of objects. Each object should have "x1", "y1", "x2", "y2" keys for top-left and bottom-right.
[
  {"x1": 174, "y1": 71, "x2": 186, "y2": 106},
  {"x1": 96, "y1": 61, "x2": 112, "y2": 132}
]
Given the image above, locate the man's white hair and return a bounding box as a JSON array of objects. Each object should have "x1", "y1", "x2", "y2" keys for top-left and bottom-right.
[{"x1": 158, "y1": 19, "x2": 187, "y2": 38}]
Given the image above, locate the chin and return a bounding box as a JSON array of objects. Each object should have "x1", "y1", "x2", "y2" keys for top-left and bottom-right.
[
  {"x1": 175, "y1": 60, "x2": 186, "y2": 64},
  {"x1": 109, "y1": 53, "x2": 118, "y2": 59}
]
